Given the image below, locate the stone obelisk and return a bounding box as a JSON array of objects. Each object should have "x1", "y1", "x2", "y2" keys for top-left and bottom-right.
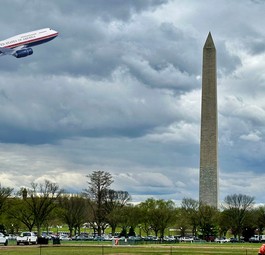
[{"x1": 199, "y1": 32, "x2": 218, "y2": 208}]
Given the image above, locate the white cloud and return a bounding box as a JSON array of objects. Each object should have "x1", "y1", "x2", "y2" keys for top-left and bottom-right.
[{"x1": 240, "y1": 131, "x2": 262, "y2": 142}]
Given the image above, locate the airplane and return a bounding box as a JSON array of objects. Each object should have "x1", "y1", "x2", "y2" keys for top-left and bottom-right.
[{"x1": 0, "y1": 28, "x2": 58, "y2": 58}]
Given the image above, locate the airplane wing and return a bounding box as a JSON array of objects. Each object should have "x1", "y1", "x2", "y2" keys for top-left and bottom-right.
[
  {"x1": 0, "y1": 46, "x2": 14, "y2": 55},
  {"x1": 0, "y1": 45, "x2": 26, "y2": 56}
]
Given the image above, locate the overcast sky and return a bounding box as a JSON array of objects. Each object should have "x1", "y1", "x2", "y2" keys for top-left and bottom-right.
[{"x1": 0, "y1": 0, "x2": 265, "y2": 206}]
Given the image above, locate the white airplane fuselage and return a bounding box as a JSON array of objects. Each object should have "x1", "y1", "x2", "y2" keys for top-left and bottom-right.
[{"x1": 0, "y1": 28, "x2": 58, "y2": 58}]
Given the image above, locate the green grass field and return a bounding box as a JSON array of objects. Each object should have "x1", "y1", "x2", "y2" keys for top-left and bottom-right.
[{"x1": 0, "y1": 242, "x2": 262, "y2": 255}]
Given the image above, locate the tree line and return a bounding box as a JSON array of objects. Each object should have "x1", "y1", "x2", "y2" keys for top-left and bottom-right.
[{"x1": 0, "y1": 170, "x2": 263, "y2": 241}]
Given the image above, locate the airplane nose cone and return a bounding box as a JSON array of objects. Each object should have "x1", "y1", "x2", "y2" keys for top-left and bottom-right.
[
  {"x1": 49, "y1": 28, "x2": 59, "y2": 36},
  {"x1": 53, "y1": 30, "x2": 59, "y2": 37}
]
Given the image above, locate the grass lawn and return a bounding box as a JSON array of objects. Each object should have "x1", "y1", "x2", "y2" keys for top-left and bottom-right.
[{"x1": 0, "y1": 241, "x2": 262, "y2": 255}]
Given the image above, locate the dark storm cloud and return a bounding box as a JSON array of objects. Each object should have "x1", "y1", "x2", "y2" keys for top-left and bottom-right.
[
  {"x1": 242, "y1": 37, "x2": 265, "y2": 55},
  {"x1": 57, "y1": 0, "x2": 169, "y2": 21},
  {"x1": 250, "y1": 0, "x2": 265, "y2": 4},
  {"x1": 0, "y1": 0, "x2": 168, "y2": 26},
  {"x1": 0, "y1": 72, "x2": 181, "y2": 144},
  {"x1": 35, "y1": 17, "x2": 201, "y2": 87},
  {"x1": 0, "y1": 0, "x2": 169, "y2": 77},
  {"x1": 0, "y1": 0, "x2": 237, "y2": 92},
  {"x1": 216, "y1": 40, "x2": 242, "y2": 76},
  {"x1": 1, "y1": 0, "x2": 265, "y2": 204}
]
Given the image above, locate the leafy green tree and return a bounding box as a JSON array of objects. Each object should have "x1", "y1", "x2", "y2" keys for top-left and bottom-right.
[
  {"x1": 118, "y1": 205, "x2": 141, "y2": 237},
  {"x1": 138, "y1": 199, "x2": 157, "y2": 236},
  {"x1": 105, "y1": 190, "x2": 131, "y2": 235},
  {"x1": 120, "y1": 226, "x2": 127, "y2": 237},
  {"x1": 58, "y1": 195, "x2": 88, "y2": 237},
  {"x1": 7, "y1": 195, "x2": 35, "y2": 231},
  {"x1": 105, "y1": 207, "x2": 121, "y2": 236},
  {"x1": 180, "y1": 198, "x2": 199, "y2": 236},
  {"x1": 126, "y1": 206, "x2": 142, "y2": 231},
  {"x1": 128, "y1": 226, "x2": 136, "y2": 237},
  {"x1": 198, "y1": 204, "x2": 218, "y2": 240},
  {"x1": 139, "y1": 198, "x2": 176, "y2": 238},
  {"x1": 175, "y1": 207, "x2": 189, "y2": 237},
  {"x1": 1, "y1": 204, "x2": 22, "y2": 234},
  {"x1": 254, "y1": 206, "x2": 265, "y2": 235},
  {"x1": 217, "y1": 210, "x2": 231, "y2": 237},
  {"x1": 241, "y1": 205, "x2": 265, "y2": 240}
]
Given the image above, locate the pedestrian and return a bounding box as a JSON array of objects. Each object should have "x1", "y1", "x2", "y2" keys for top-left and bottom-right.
[{"x1": 258, "y1": 243, "x2": 265, "y2": 255}]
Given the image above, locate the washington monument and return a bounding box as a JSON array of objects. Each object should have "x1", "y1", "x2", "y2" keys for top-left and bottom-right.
[{"x1": 199, "y1": 32, "x2": 218, "y2": 208}]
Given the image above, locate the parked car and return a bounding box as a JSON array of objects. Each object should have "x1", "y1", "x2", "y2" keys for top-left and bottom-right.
[
  {"x1": 0, "y1": 233, "x2": 8, "y2": 246},
  {"x1": 215, "y1": 237, "x2": 230, "y2": 243},
  {"x1": 128, "y1": 236, "x2": 143, "y2": 241},
  {"x1": 94, "y1": 235, "x2": 108, "y2": 241},
  {"x1": 229, "y1": 237, "x2": 239, "y2": 243},
  {"x1": 163, "y1": 236, "x2": 176, "y2": 241},
  {"x1": 179, "y1": 236, "x2": 194, "y2": 242},
  {"x1": 143, "y1": 235, "x2": 159, "y2": 241},
  {"x1": 16, "y1": 232, "x2": 37, "y2": 245},
  {"x1": 73, "y1": 234, "x2": 94, "y2": 241},
  {"x1": 6, "y1": 234, "x2": 17, "y2": 240},
  {"x1": 41, "y1": 232, "x2": 52, "y2": 240},
  {"x1": 193, "y1": 236, "x2": 205, "y2": 242},
  {"x1": 102, "y1": 235, "x2": 113, "y2": 241},
  {"x1": 249, "y1": 235, "x2": 265, "y2": 243},
  {"x1": 59, "y1": 234, "x2": 71, "y2": 241}
]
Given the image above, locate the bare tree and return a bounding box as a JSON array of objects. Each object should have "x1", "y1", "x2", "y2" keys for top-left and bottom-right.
[
  {"x1": 83, "y1": 171, "x2": 113, "y2": 236},
  {"x1": 222, "y1": 193, "x2": 255, "y2": 240},
  {"x1": 0, "y1": 184, "x2": 13, "y2": 214},
  {"x1": 24, "y1": 180, "x2": 63, "y2": 236},
  {"x1": 8, "y1": 194, "x2": 35, "y2": 232},
  {"x1": 105, "y1": 190, "x2": 131, "y2": 209}
]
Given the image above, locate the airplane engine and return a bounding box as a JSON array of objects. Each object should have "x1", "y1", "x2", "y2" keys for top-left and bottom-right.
[{"x1": 14, "y1": 48, "x2": 33, "y2": 58}]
